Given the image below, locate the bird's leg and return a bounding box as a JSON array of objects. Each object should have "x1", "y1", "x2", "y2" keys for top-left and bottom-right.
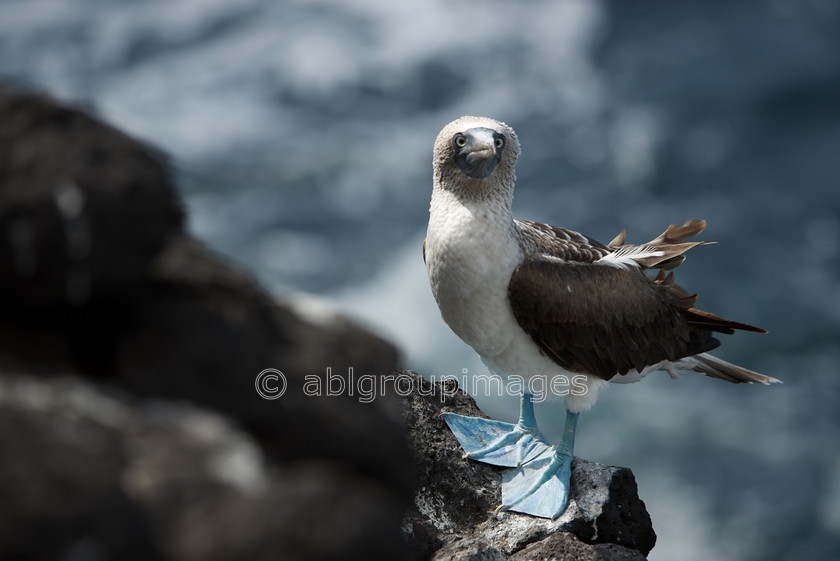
[
  {"x1": 516, "y1": 391, "x2": 539, "y2": 432},
  {"x1": 557, "y1": 407, "x2": 579, "y2": 457},
  {"x1": 464, "y1": 393, "x2": 543, "y2": 466},
  {"x1": 500, "y1": 408, "x2": 580, "y2": 519},
  {"x1": 442, "y1": 393, "x2": 551, "y2": 468}
]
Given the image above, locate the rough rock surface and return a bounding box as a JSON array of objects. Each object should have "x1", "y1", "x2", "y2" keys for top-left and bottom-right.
[
  {"x1": 0, "y1": 87, "x2": 409, "y2": 560},
  {"x1": 508, "y1": 533, "x2": 647, "y2": 561},
  {"x1": 400, "y1": 371, "x2": 656, "y2": 560},
  {"x1": 0, "y1": 373, "x2": 408, "y2": 561}
]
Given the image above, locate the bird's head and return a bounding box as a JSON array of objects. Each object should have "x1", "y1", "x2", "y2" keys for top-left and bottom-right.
[{"x1": 433, "y1": 116, "x2": 520, "y2": 199}]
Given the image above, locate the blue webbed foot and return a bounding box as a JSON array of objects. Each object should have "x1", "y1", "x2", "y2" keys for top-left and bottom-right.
[
  {"x1": 500, "y1": 447, "x2": 573, "y2": 519},
  {"x1": 443, "y1": 394, "x2": 581, "y2": 520},
  {"x1": 499, "y1": 409, "x2": 580, "y2": 519},
  {"x1": 442, "y1": 412, "x2": 550, "y2": 467}
]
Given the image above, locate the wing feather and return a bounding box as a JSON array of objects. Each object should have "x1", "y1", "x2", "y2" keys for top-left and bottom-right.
[
  {"x1": 597, "y1": 219, "x2": 711, "y2": 270},
  {"x1": 508, "y1": 258, "x2": 719, "y2": 381},
  {"x1": 510, "y1": 218, "x2": 765, "y2": 380},
  {"x1": 515, "y1": 220, "x2": 612, "y2": 263}
]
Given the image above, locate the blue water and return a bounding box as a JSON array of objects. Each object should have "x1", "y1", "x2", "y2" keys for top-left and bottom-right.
[{"x1": 3, "y1": 1, "x2": 839, "y2": 559}]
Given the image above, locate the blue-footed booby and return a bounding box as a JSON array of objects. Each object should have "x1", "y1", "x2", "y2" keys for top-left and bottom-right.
[{"x1": 424, "y1": 116, "x2": 779, "y2": 520}]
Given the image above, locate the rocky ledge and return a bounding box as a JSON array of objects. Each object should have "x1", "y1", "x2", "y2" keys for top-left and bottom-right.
[{"x1": 400, "y1": 371, "x2": 656, "y2": 561}]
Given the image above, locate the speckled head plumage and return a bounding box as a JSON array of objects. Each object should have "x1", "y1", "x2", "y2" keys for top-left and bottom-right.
[{"x1": 432, "y1": 116, "x2": 521, "y2": 200}]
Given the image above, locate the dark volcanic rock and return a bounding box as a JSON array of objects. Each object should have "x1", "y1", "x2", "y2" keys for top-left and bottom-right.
[
  {"x1": 0, "y1": 87, "x2": 409, "y2": 561},
  {"x1": 508, "y1": 532, "x2": 647, "y2": 561},
  {"x1": 0, "y1": 373, "x2": 409, "y2": 561},
  {"x1": 0, "y1": 87, "x2": 183, "y2": 310},
  {"x1": 0, "y1": 86, "x2": 407, "y2": 492},
  {"x1": 0, "y1": 374, "x2": 161, "y2": 561},
  {"x1": 431, "y1": 538, "x2": 506, "y2": 561},
  {"x1": 0, "y1": 86, "x2": 184, "y2": 377},
  {"x1": 400, "y1": 371, "x2": 656, "y2": 560},
  {"x1": 116, "y1": 234, "x2": 409, "y2": 492}
]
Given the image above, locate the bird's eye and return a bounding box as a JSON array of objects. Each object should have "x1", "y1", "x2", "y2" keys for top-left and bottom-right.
[
  {"x1": 495, "y1": 136, "x2": 505, "y2": 149},
  {"x1": 453, "y1": 134, "x2": 467, "y2": 148}
]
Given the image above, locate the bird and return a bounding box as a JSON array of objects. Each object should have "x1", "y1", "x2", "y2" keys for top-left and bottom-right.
[{"x1": 423, "y1": 115, "x2": 780, "y2": 520}]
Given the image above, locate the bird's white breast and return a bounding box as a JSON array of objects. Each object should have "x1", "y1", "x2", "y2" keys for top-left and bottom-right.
[
  {"x1": 425, "y1": 190, "x2": 523, "y2": 361},
  {"x1": 425, "y1": 188, "x2": 608, "y2": 412}
]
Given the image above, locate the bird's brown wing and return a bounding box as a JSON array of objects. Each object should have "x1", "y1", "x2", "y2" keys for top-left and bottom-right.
[{"x1": 507, "y1": 257, "x2": 721, "y2": 380}]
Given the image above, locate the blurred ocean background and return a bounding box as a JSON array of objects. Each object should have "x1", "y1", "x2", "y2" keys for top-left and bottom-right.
[{"x1": 2, "y1": 0, "x2": 839, "y2": 559}]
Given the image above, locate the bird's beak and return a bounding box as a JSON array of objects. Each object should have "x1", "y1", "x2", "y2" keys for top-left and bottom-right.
[{"x1": 455, "y1": 129, "x2": 502, "y2": 179}]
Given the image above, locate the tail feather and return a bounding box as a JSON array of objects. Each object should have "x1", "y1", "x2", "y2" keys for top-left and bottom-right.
[
  {"x1": 679, "y1": 353, "x2": 781, "y2": 385},
  {"x1": 649, "y1": 218, "x2": 708, "y2": 245},
  {"x1": 604, "y1": 218, "x2": 712, "y2": 270},
  {"x1": 684, "y1": 307, "x2": 768, "y2": 334}
]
